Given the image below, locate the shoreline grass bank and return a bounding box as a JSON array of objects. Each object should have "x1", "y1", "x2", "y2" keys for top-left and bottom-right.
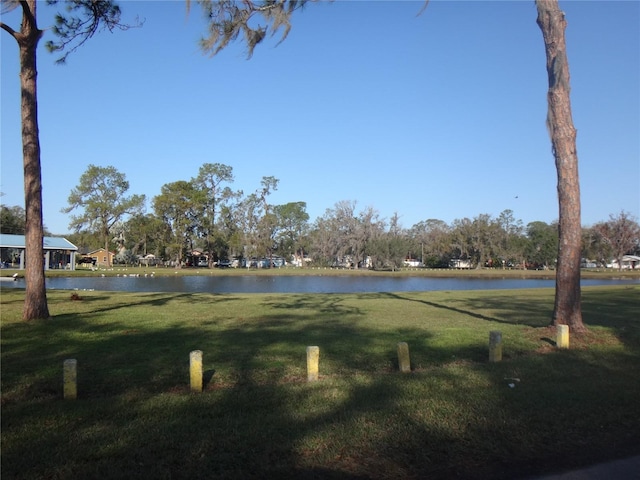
[
  {"x1": 2, "y1": 286, "x2": 639, "y2": 479},
  {"x1": 3, "y1": 264, "x2": 640, "y2": 280}
]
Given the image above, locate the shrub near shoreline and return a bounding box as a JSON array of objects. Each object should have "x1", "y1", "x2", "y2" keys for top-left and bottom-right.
[{"x1": 1, "y1": 286, "x2": 639, "y2": 479}]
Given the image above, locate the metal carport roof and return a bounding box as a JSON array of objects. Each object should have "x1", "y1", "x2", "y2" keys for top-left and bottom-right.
[{"x1": 0, "y1": 234, "x2": 78, "y2": 251}]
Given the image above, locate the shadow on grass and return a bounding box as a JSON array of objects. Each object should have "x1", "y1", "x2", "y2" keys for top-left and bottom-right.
[
  {"x1": 390, "y1": 291, "x2": 555, "y2": 328},
  {"x1": 2, "y1": 287, "x2": 640, "y2": 479},
  {"x1": 380, "y1": 292, "x2": 506, "y2": 324}
]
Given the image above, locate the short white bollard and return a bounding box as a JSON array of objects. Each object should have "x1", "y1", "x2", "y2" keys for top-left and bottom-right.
[
  {"x1": 307, "y1": 346, "x2": 320, "y2": 382},
  {"x1": 557, "y1": 325, "x2": 569, "y2": 349},
  {"x1": 397, "y1": 342, "x2": 411, "y2": 373},
  {"x1": 489, "y1": 331, "x2": 502, "y2": 362},
  {"x1": 63, "y1": 359, "x2": 77, "y2": 400},
  {"x1": 190, "y1": 350, "x2": 203, "y2": 393}
]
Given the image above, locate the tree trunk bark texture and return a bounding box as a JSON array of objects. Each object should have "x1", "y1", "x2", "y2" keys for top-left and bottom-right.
[
  {"x1": 18, "y1": 1, "x2": 50, "y2": 320},
  {"x1": 104, "y1": 232, "x2": 111, "y2": 268},
  {"x1": 536, "y1": 0, "x2": 586, "y2": 333}
]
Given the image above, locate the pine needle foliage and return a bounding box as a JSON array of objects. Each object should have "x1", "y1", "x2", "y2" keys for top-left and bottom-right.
[
  {"x1": 192, "y1": 0, "x2": 309, "y2": 58},
  {"x1": 44, "y1": 0, "x2": 142, "y2": 64}
]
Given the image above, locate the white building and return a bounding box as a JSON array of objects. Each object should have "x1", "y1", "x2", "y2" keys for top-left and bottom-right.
[
  {"x1": 403, "y1": 259, "x2": 421, "y2": 267},
  {"x1": 449, "y1": 259, "x2": 472, "y2": 269},
  {"x1": 0, "y1": 234, "x2": 78, "y2": 270},
  {"x1": 609, "y1": 255, "x2": 640, "y2": 270}
]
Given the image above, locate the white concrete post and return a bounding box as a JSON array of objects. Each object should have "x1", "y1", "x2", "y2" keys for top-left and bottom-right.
[
  {"x1": 557, "y1": 325, "x2": 569, "y2": 349},
  {"x1": 397, "y1": 342, "x2": 411, "y2": 373},
  {"x1": 63, "y1": 359, "x2": 77, "y2": 400},
  {"x1": 489, "y1": 331, "x2": 502, "y2": 362},
  {"x1": 307, "y1": 346, "x2": 320, "y2": 382},
  {"x1": 190, "y1": 350, "x2": 203, "y2": 393}
]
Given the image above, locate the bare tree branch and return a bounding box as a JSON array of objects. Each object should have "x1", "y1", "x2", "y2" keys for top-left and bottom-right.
[{"x1": 0, "y1": 21, "x2": 18, "y2": 37}]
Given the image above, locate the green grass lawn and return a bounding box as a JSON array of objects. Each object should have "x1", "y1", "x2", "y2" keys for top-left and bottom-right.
[{"x1": 2, "y1": 285, "x2": 639, "y2": 479}]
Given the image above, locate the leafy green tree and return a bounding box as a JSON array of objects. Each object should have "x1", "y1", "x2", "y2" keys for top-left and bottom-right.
[
  {"x1": 308, "y1": 215, "x2": 337, "y2": 267},
  {"x1": 152, "y1": 181, "x2": 201, "y2": 267},
  {"x1": 125, "y1": 213, "x2": 166, "y2": 258},
  {"x1": 63, "y1": 165, "x2": 145, "y2": 267},
  {"x1": 239, "y1": 176, "x2": 279, "y2": 265},
  {"x1": 496, "y1": 209, "x2": 526, "y2": 268},
  {"x1": 218, "y1": 203, "x2": 244, "y2": 261},
  {"x1": 192, "y1": 163, "x2": 241, "y2": 265},
  {"x1": 526, "y1": 221, "x2": 558, "y2": 269},
  {"x1": 369, "y1": 213, "x2": 408, "y2": 271},
  {"x1": 274, "y1": 201, "x2": 309, "y2": 264},
  {"x1": 0, "y1": 205, "x2": 26, "y2": 234},
  {"x1": 408, "y1": 219, "x2": 451, "y2": 268},
  {"x1": 322, "y1": 200, "x2": 359, "y2": 267},
  {"x1": 355, "y1": 206, "x2": 385, "y2": 269},
  {"x1": 310, "y1": 201, "x2": 385, "y2": 269},
  {"x1": 451, "y1": 214, "x2": 501, "y2": 269}
]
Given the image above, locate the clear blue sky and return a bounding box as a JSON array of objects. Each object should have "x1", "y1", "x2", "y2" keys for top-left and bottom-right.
[{"x1": 2, "y1": 0, "x2": 639, "y2": 235}]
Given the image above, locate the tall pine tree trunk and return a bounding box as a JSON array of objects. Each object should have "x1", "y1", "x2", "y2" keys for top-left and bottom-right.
[
  {"x1": 104, "y1": 229, "x2": 112, "y2": 268},
  {"x1": 18, "y1": 2, "x2": 50, "y2": 320},
  {"x1": 536, "y1": 0, "x2": 585, "y2": 333},
  {"x1": 5, "y1": 1, "x2": 51, "y2": 320}
]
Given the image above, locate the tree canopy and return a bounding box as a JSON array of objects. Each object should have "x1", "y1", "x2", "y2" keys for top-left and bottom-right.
[{"x1": 63, "y1": 164, "x2": 145, "y2": 266}]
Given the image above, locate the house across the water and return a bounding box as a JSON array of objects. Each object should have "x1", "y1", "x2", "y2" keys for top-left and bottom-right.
[{"x1": 609, "y1": 255, "x2": 640, "y2": 270}]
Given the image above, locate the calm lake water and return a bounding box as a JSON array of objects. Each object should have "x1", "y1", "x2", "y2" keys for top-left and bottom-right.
[{"x1": 6, "y1": 275, "x2": 639, "y2": 294}]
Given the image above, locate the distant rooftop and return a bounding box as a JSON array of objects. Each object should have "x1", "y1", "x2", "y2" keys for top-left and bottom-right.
[{"x1": 0, "y1": 234, "x2": 78, "y2": 251}]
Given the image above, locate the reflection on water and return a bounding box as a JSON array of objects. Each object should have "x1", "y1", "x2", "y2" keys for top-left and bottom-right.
[{"x1": 5, "y1": 274, "x2": 639, "y2": 294}]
